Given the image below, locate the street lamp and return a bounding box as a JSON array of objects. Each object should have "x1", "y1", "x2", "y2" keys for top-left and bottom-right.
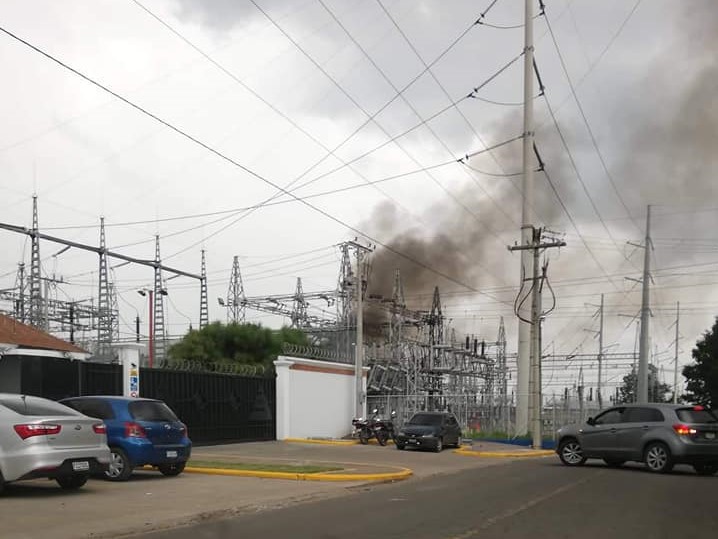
[{"x1": 138, "y1": 287, "x2": 168, "y2": 368}]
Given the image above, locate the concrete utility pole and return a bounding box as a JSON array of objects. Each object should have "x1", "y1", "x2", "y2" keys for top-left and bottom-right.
[
  {"x1": 517, "y1": 0, "x2": 536, "y2": 436},
  {"x1": 598, "y1": 294, "x2": 604, "y2": 410},
  {"x1": 529, "y1": 228, "x2": 542, "y2": 449},
  {"x1": 509, "y1": 227, "x2": 565, "y2": 448},
  {"x1": 638, "y1": 205, "x2": 652, "y2": 403},
  {"x1": 348, "y1": 240, "x2": 373, "y2": 420},
  {"x1": 673, "y1": 302, "x2": 680, "y2": 404}
]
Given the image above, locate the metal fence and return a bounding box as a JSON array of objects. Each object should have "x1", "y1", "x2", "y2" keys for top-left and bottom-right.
[
  {"x1": 9, "y1": 355, "x2": 275, "y2": 444},
  {"x1": 367, "y1": 393, "x2": 599, "y2": 439}
]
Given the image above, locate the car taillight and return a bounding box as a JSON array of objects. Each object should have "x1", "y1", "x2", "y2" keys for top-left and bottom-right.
[
  {"x1": 93, "y1": 423, "x2": 107, "y2": 434},
  {"x1": 14, "y1": 424, "x2": 62, "y2": 440},
  {"x1": 693, "y1": 405, "x2": 705, "y2": 411},
  {"x1": 180, "y1": 424, "x2": 188, "y2": 437},
  {"x1": 673, "y1": 424, "x2": 697, "y2": 435},
  {"x1": 124, "y1": 422, "x2": 147, "y2": 438}
]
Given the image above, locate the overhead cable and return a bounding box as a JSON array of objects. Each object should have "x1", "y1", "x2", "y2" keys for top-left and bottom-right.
[{"x1": 0, "y1": 25, "x2": 495, "y2": 296}]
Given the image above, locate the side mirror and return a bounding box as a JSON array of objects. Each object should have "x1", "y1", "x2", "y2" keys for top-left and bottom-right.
[
  {"x1": 586, "y1": 417, "x2": 595, "y2": 426},
  {"x1": 391, "y1": 410, "x2": 397, "y2": 418},
  {"x1": 372, "y1": 408, "x2": 379, "y2": 415}
]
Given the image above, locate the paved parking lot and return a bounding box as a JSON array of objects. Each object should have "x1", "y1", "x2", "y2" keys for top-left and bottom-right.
[{"x1": 0, "y1": 441, "x2": 524, "y2": 539}]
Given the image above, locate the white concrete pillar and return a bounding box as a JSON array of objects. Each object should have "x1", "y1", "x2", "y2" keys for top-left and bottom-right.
[
  {"x1": 113, "y1": 343, "x2": 144, "y2": 398},
  {"x1": 274, "y1": 357, "x2": 294, "y2": 440}
]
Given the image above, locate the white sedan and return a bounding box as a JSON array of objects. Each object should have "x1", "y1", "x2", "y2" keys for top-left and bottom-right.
[{"x1": 0, "y1": 393, "x2": 111, "y2": 493}]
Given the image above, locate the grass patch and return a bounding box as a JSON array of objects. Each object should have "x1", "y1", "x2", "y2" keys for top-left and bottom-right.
[{"x1": 188, "y1": 460, "x2": 343, "y2": 474}]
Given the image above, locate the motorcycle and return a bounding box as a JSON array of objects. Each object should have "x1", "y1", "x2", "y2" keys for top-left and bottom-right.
[
  {"x1": 373, "y1": 411, "x2": 397, "y2": 446},
  {"x1": 352, "y1": 410, "x2": 397, "y2": 446}
]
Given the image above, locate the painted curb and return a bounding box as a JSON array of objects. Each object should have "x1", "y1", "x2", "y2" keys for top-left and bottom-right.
[
  {"x1": 454, "y1": 447, "x2": 555, "y2": 458},
  {"x1": 184, "y1": 465, "x2": 413, "y2": 482},
  {"x1": 284, "y1": 437, "x2": 394, "y2": 446},
  {"x1": 284, "y1": 438, "x2": 357, "y2": 446}
]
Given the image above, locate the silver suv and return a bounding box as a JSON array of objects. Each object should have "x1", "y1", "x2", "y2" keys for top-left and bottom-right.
[{"x1": 556, "y1": 404, "x2": 718, "y2": 475}]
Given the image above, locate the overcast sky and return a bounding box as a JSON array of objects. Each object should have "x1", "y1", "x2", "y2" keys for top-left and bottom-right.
[{"x1": 1, "y1": 0, "x2": 717, "y2": 392}]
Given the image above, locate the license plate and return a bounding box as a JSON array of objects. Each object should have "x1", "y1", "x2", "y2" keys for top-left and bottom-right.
[
  {"x1": 166, "y1": 450, "x2": 178, "y2": 458},
  {"x1": 706, "y1": 432, "x2": 716, "y2": 440},
  {"x1": 72, "y1": 461, "x2": 90, "y2": 472}
]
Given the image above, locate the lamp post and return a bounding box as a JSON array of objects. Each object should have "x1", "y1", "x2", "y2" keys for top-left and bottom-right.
[
  {"x1": 138, "y1": 289, "x2": 153, "y2": 367},
  {"x1": 138, "y1": 287, "x2": 167, "y2": 368}
]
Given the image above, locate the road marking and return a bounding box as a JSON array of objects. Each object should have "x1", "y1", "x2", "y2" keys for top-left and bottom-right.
[{"x1": 445, "y1": 471, "x2": 605, "y2": 539}]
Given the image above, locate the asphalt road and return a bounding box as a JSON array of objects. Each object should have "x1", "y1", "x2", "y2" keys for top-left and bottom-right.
[{"x1": 138, "y1": 460, "x2": 718, "y2": 539}]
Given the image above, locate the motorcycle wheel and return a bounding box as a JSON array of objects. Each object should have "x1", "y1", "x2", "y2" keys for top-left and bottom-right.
[
  {"x1": 359, "y1": 428, "x2": 370, "y2": 445},
  {"x1": 377, "y1": 432, "x2": 388, "y2": 446}
]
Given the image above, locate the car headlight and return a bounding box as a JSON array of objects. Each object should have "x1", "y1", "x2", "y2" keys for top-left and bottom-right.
[
  {"x1": 421, "y1": 433, "x2": 435, "y2": 438},
  {"x1": 398, "y1": 430, "x2": 406, "y2": 436}
]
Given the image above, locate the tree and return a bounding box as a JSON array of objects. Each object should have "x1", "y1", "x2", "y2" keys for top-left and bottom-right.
[
  {"x1": 617, "y1": 364, "x2": 672, "y2": 404},
  {"x1": 682, "y1": 317, "x2": 718, "y2": 407},
  {"x1": 167, "y1": 322, "x2": 309, "y2": 370}
]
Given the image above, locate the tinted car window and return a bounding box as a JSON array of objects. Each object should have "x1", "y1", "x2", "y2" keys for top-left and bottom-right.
[
  {"x1": 407, "y1": 413, "x2": 443, "y2": 426},
  {"x1": 676, "y1": 408, "x2": 718, "y2": 424},
  {"x1": 594, "y1": 408, "x2": 623, "y2": 425},
  {"x1": 64, "y1": 399, "x2": 115, "y2": 420},
  {"x1": 623, "y1": 407, "x2": 664, "y2": 423},
  {"x1": 0, "y1": 397, "x2": 81, "y2": 417},
  {"x1": 129, "y1": 401, "x2": 178, "y2": 422}
]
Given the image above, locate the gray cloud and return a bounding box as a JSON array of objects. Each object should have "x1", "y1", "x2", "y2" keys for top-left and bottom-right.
[{"x1": 172, "y1": 0, "x2": 257, "y2": 32}]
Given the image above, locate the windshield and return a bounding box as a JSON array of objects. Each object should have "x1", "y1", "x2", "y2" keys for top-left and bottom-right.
[
  {"x1": 407, "y1": 413, "x2": 443, "y2": 426},
  {"x1": 676, "y1": 408, "x2": 718, "y2": 424}
]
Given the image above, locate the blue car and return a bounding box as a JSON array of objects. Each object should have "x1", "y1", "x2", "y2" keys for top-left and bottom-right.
[{"x1": 60, "y1": 396, "x2": 191, "y2": 481}]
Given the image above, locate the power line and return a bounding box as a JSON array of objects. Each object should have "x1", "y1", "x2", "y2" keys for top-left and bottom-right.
[
  {"x1": 320, "y1": 0, "x2": 519, "y2": 232},
  {"x1": 535, "y1": 0, "x2": 644, "y2": 133},
  {"x1": 542, "y1": 6, "x2": 639, "y2": 232},
  {"x1": 0, "y1": 24, "x2": 498, "y2": 297},
  {"x1": 130, "y1": 0, "x2": 426, "y2": 231},
  {"x1": 539, "y1": 85, "x2": 640, "y2": 289},
  {"x1": 376, "y1": 0, "x2": 531, "y2": 221},
  {"x1": 128, "y1": 0, "x2": 519, "y2": 261}
]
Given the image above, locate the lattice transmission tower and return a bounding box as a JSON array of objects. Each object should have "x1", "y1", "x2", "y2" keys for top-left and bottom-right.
[
  {"x1": 152, "y1": 236, "x2": 167, "y2": 363},
  {"x1": 199, "y1": 250, "x2": 209, "y2": 329},
  {"x1": 96, "y1": 217, "x2": 113, "y2": 359},
  {"x1": 226, "y1": 255, "x2": 245, "y2": 323},
  {"x1": 291, "y1": 277, "x2": 308, "y2": 328},
  {"x1": 28, "y1": 196, "x2": 43, "y2": 328}
]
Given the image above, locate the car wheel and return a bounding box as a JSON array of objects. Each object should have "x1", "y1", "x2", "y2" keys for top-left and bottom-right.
[
  {"x1": 158, "y1": 462, "x2": 186, "y2": 477},
  {"x1": 693, "y1": 463, "x2": 718, "y2": 476},
  {"x1": 603, "y1": 459, "x2": 625, "y2": 468},
  {"x1": 558, "y1": 438, "x2": 587, "y2": 466},
  {"x1": 0, "y1": 469, "x2": 5, "y2": 495},
  {"x1": 644, "y1": 442, "x2": 674, "y2": 474},
  {"x1": 434, "y1": 437, "x2": 443, "y2": 453},
  {"x1": 396, "y1": 442, "x2": 406, "y2": 450},
  {"x1": 105, "y1": 447, "x2": 133, "y2": 482},
  {"x1": 56, "y1": 474, "x2": 88, "y2": 490}
]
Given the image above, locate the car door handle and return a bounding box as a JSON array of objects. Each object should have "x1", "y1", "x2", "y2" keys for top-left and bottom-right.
[
  {"x1": 641, "y1": 426, "x2": 650, "y2": 430},
  {"x1": 610, "y1": 428, "x2": 617, "y2": 433}
]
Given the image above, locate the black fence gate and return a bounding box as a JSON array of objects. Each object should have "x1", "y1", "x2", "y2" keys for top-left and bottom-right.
[{"x1": 3, "y1": 355, "x2": 275, "y2": 444}]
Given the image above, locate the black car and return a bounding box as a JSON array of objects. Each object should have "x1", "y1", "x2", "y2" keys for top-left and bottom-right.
[{"x1": 395, "y1": 411, "x2": 462, "y2": 452}]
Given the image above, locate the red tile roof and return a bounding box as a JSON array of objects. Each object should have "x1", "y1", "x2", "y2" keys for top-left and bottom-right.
[{"x1": 0, "y1": 314, "x2": 87, "y2": 354}]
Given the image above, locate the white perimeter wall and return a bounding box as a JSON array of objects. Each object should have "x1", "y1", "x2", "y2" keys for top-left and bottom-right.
[{"x1": 274, "y1": 356, "x2": 368, "y2": 440}]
